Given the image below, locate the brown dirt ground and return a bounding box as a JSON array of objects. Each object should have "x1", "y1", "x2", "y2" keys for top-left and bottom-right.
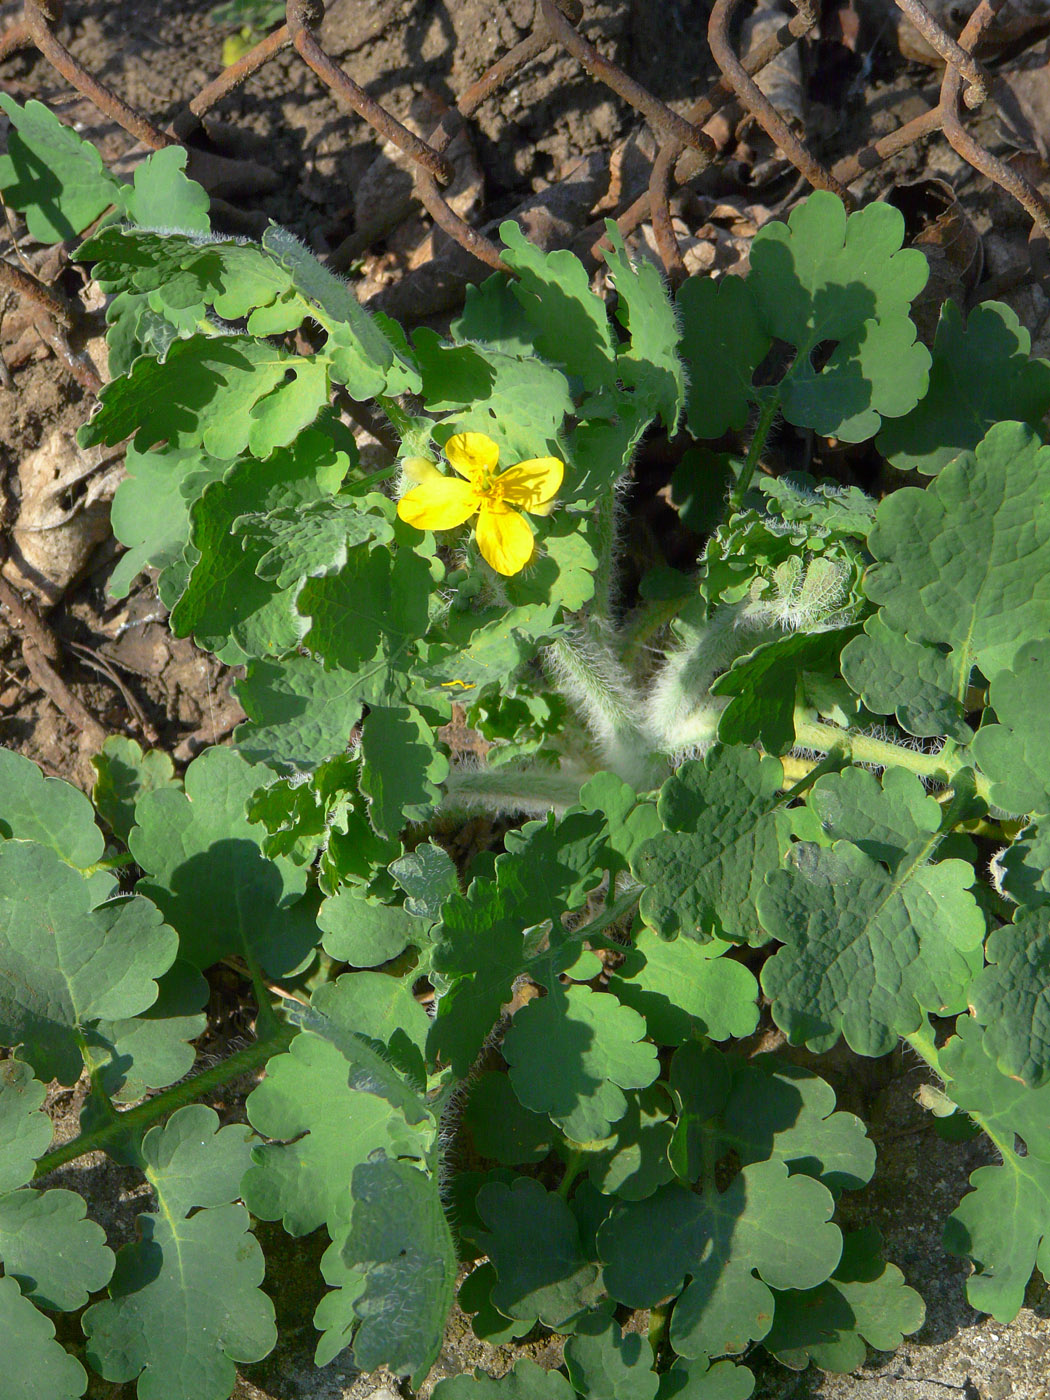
[{"x1": 5, "y1": 1, "x2": 1050, "y2": 1397}]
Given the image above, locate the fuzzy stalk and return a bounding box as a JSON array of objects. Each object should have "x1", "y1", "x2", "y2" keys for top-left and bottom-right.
[
  {"x1": 439, "y1": 762, "x2": 589, "y2": 817},
  {"x1": 545, "y1": 631, "x2": 658, "y2": 789},
  {"x1": 792, "y1": 711, "x2": 992, "y2": 800},
  {"x1": 729, "y1": 392, "x2": 778, "y2": 509}
]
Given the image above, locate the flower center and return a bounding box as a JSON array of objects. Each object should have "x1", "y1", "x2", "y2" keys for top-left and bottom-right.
[{"x1": 475, "y1": 469, "x2": 505, "y2": 505}]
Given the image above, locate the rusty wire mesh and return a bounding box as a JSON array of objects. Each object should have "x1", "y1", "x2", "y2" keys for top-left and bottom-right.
[{"x1": 2, "y1": 0, "x2": 1050, "y2": 385}]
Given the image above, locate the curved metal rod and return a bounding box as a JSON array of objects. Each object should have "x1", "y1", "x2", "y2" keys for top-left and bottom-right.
[
  {"x1": 170, "y1": 25, "x2": 293, "y2": 140},
  {"x1": 708, "y1": 0, "x2": 852, "y2": 205},
  {"x1": 940, "y1": 0, "x2": 1050, "y2": 240},
  {"x1": 285, "y1": 0, "x2": 454, "y2": 184},
  {"x1": 22, "y1": 0, "x2": 173, "y2": 149},
  {"x1": 892, "y1": 0, "x2": 989, "y2": 107},
  {"x1": 648, "y1": 144, "x2": 687, "y2": 284},
  {"x1": 538, "y1": 0, "x2": 715, "y2": 159}
]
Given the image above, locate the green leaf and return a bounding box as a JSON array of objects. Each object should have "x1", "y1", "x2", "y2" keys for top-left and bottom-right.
[
  {"x1": 845, "y1": 421, "x2": 1050, "y2": 711},
  {"x1": 748, "y1": 192, "x2": 930, "y2": 440},
  {"x1": 972, "y1": 639, "x2": 1050, "y2": 815},
  {"x1": 503, "y1": 983, "x2": 659, "y2": 1143},
  {"x1": 0, "y1": 95, "x2": 122, "y2": 241},
  {"x1": 608, "y1": 925, "x2": 759, "y2": 1045},
  {"x1": 677, "y1": 274, "x2": 769, "y2": 439},
  {"x1": 877, "y1": 300, "x2": 1050, "y2": 475},
  {"x1": 432, "y1": 1359, "x2": 576, "y2": 1400},
  {"x1": 476, "y1": 1176, "x2": 601, "y2": 1326},
  {"x1": 235, "y1": 654, "x2": 365, "y2": 770},
  {"x1": 0, "y1": 842, "x2": 176, "y2": 1084},
  {"x1": 840, "y1": 613, "x2": 971, "y2": 741},
  {"x1": 0, "y1": 1274, "x2": 88, "y2": 1400},
  {"x1": 712, "y1": 629, "x2": 857, "y2": 755},
  {"x1": 79, "y1": 334, "x2": 330, "y2": 460},
  {"x1": 0, "y1": 747, "x2": 104, "y2": 869},
  {"x1": 91, "y1": 738, "x2": 179, "y2": 847},
  {"x1": 564, "y1": 1315, "x2": 659, "y2": 1400},
  {"x1": 996, "y1": 823, "x2": 1050, "y2": 910},
  {"x1": 341, "y1": 1152, "x2": 457, "y2": 1385},
  {"x1": 597, "y1": 1159, "x2": 840, "y2": 1315},
  {"x1": 390, "y1": 841, "x2": 459, "y2": 919},
  {"x1": 586, "y1": 1084, "x2": 676, "y2": 1200},
  {"x1": 806, "y1": 765, "x2": 943, "y2": 868},
  {"x1": 91, "y1": 959, "x2": 209, "y2": 1102},
  {"x1": 657, "y1": 1355, "x2": 755, "y2": 1400},
  {"x1": 458, "y1": 1261, "x2": 535, "y2": 1344},
  {"x1": 602, "y1": 222, "x2": 685, "y2": 432},
  {"x1": 499, "y1": 222, "x2": 618, "y2": 390},
  {"x1": 298, "y1": 535, "x2": 433, "y2": 707},
  {"x1": 130, "y1": 746, "x2": 319, "y2": 975},
  {"x1": 359, "y1": 704, "x2": 449, "y2": 837},
  {"x1": 940, "y1": 1015, "x2": 1050, "y2": 1320},
  {"x1": 317, "y1": 890, "x2": 419, "y2": 967},
  {"x1": 969, "y1": 908, "x2": 1050, "y2": 1087},
  {"x1": 119, "y1": 145, "x2": 209, "y2": 234},
  {"x1": 759, "y1": 841, "x2": 985, "y2": 1056},
  {"x1": 634, "y1": 747, "x2": 789, "y2": 944},
  {"x1": 0, "y1": 1060, "x2": 51, "y2": 1193},
  {"x1": 107, "y1": 442, "x2": 229, "y2": 601},
  {"x1": 577, "y1": 773, "x2": 661, "y2": 878},
  {"x1": 83, "y1": 1106, "x2": 275, "y2": 1400},
  {"x1": 464, "y1": 1072, "x2": 554, "y2": 1166},
  {"x1": 243, "y1": 1027, "x2": 430, "y2": 1237},
  {"x1": 762, "y1": 1227, "x2": 924, "y2": 1371},
  {"x1": 0, "y1": 1188, "x2": 113, "y2": 1310}
]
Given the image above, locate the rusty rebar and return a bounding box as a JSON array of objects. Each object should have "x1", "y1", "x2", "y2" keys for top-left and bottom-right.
[
  {"x1": 170, "y1": 24, "x2": 294, "y2": 140},
  {"x1": 708, "y1": 0, "x2": 853, "y2": 206},
  {"x1": 893, "y1": 0, "x2": 990, "y2": 106},
  {"x1": 22, "y1": 0, "x2": 173, "y2": 150}
]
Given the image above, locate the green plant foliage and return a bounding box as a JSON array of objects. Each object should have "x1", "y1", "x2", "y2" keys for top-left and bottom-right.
[
  {"x1": 877, "y1": 299, "x2": 1050, "y2": 474},
  {"x1": 678, "y1": 192, "x2": 930, "y2": 441},
  {"x1": 10, "y1": 106, "x2": 1050, "y2": 1397}
]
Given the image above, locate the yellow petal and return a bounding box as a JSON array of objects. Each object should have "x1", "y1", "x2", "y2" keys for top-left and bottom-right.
[
  {"x1": 401, "y1": 456, "x2": 441, "y2": 485},
  {"x1": 476, "y1": 502, "x2": 534, "y2": 576},
  {"x1": 497, "y1": 456, "x2": 564, "y2": 511},
  {"x1": 445, "y1": 432, "x2": 500, "y2": 480},
  {"x1": 398, "y1": 476, "x2": 479, "y2": 531}
]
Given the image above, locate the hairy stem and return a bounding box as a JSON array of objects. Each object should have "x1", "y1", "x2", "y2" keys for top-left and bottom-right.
[
  {"x1": 729, "y1": 393, "x2": 778, "y2": 509},
  {"x1": 440, "y1": 763, "x2": 589, "y2": 817},
  {"x1": 591, "y1": 490, "x2": 620, "y2": 627},
  {"x1": 33, "y1": 1022, "x2": 295, "y2": 1179},
  {"x1": 792, "y1": 711, "x2": 992, "y2": 799},
  {"x1": 904, "y1": 1019, "x2": 1013, "y2": 1163},
  {"x1": 546, "y1": 632, "x2": 659, "y2": 789}
]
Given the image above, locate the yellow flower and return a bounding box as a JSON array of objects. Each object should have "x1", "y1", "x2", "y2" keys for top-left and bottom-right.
[{"x1": 396, "y1": 432, "x2": 563, "y2": 576}]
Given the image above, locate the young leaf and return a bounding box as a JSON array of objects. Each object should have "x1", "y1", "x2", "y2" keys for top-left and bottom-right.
[
  {"x1": 0, "y1": 842, "x2": 176, "y2": 1084},
  {"x1": 608, "y1": 926, "x2": 760, "y2": 1045},
  {"x1": 585, "y1": 1084, "x2": 676, "y2": 1201},
  {"x1": 463, "y1": 1072, "x2": 554, "y2": 1166},
  {"x1": 762, "y1": 1227, "x2": 924, "y2": 1371},
  {"x1": 120, "y1": 145, "x2": 210, "y2": 234},
  {"x1": 475, "y1": 1176, "x2": 601, "y2": 1326},
  {"x1": 0, "y1": 1059, "x2": 52, "y2": 1193},
  {"x1": 243, "y1": 1029, "x2": 431, "y2": 1237},
  {"x1": 597, "y1": 1159, "x2": 840, "y2": 1315},
  {"x1": 971, "y1": 639, "x2": 1050, "y2": 816},
  {"x1": 677, "y1": 275, "x2": 768, "y2": 439},
  {"x1": 564, "y1": 1315, "x2": 659, "y2": 1400},
  {"x1": 0, "y1": 1275, "x2": 88, "y2": 1400},
  {"x1": 0, "y1": 95, "x2": 122, "y2": 241},
  {"x1": 940, "y1": 1015, "x2": 1050, "y2": 1321},
  {"x1": 317, "y1": 890, "x2": 419, "y2": 967},
  {"x1": 91, "y1": 737, "x2": 179, "y2": 847},
  {"x1": 235, "y1": 654, "x2": 366, "y2": 770},
  {"x1": 633, "y1": 747, "x2": 789, "y2": 944},
  {"x1": 0, "y1": 1188, "x2": 113, "y2": 1310},
  {"x1": 432, "y1": 1359, "x2": 576, "y2": 1400},
  {"x1": 968, "y1": 909, "x2": 1050, "y2": 1087},
  {"x1": 341, "y1": 1151, "x2": 457, "y2": 1385},
  {"x1": 877, "y1": 300, "x2": 1050, "y2": 475},
  {"x1": 130, "y1": 746, "x2": 319, "y2": 975},
  {"x1": 602, "y1": 222, "x2": 685, "y2": 432},
  {"x1": 502, "y1": 983, "x2": 659, "y2": 1143},
  {"x1": 82, "y1": 1106, "x2": 276, "y2": 1400},
  {"x1": 843, "y1": 422, "x2": 1050, "y2": 719},
  {"x1": 760, "y1": 841, "x2": 985, "y2": 1057},
  {"x1": 359, "y1": 703, "x2": 449, "y2": 837},
  {"x1": 656, "y1": 1355, "x2": 755, "y2": 1400},
  {"x1": 0, "y1": 746, "x2": 104, "y2": 870}
]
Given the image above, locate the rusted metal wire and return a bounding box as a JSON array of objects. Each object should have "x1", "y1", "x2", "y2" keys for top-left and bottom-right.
[{"x1": 1, "y1": 0, "x2": 1049, "y2": 335}]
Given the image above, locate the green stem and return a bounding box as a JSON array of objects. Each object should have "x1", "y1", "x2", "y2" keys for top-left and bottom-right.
[
  {"x1": 440, "y1": 763, "x2": 588, "y2": 817},
  {"x1": 904, "y1": 1019, "x2": 1014, "y2": 1162},
  {"x1": 793, "y1": 711, "x2": 992, "y2": 799},
  {"x1": 729, "y1": 393, "x2": 778, "y2": 509},
  {"x1": 648, "y1": 1304, "x2": 670, "y2": 1363},
  {"x1": 377, "y1": 394, "x2": 414, "y2": 441},
  {"x1": 33, "y1": 1022, "x2": 295, "y2": 1179},
  {"x1": 591, "y1": 491, "x2": 619, "y2": 626},
  {"x1": 247, "y1": 953, "x2": 280, "y2": 1041},
  {"x1": 557, "y1": 1148, "x2": 586, "y2": 1199},
  {"x1": 620, "y1": 595, "x2": 692, "y2": 672}
]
